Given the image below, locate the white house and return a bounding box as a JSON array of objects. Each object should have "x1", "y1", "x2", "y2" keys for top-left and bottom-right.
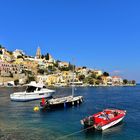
[
  {"x1": 112, "y1": 76, "x2": 123, "y2": 85},
  {"x1": 94, "y1": 70, "x2": 103, "y2": 77},
  {"x1": 36, "y1": 75, "x2": 48, "y2": 83},
  {"x1": 58, "y1": 61, "x2": 69, "y2": 68},
  {"x1": 13, "y1": 49, "x2": 25, "y2": 58}
]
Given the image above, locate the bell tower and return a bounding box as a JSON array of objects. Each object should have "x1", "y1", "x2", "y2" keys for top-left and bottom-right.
[{"x1": 36, "y1": 46, "x2": 41, "y2": 59}]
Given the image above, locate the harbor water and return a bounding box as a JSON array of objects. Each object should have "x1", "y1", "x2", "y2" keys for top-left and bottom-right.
[{"x1": 0, "y1": 86, "x2": 140, "y2": 140}]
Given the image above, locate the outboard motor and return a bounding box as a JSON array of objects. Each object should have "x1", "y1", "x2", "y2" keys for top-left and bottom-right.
[{"x1": 83, "y1": 116, "x2": 94, "y2": 126}]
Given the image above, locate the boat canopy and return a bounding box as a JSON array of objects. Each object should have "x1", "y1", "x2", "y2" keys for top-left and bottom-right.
[{"x1": 26, "y1": 81, "x2": 45, "y2": 88}]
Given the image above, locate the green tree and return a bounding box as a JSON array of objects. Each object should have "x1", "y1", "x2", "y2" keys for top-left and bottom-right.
[
  {"x1": 0, "y1": 45, "x2": 3, "y2": 48},
  {"x1": 17, "y1": 55, "x2": 24, "y2": 59},
  {"x1": 14, "y1": 79, "x2": 19, "y2": 85},
  {"x1": 88, "y1": 79, "x2": 94, "y2": 85},
  {"x1": 54, "y1": 60, "x2": 59, "y2": 67},
  {"x1": 59, "y1": 67, "x2": 70, "y2": 71},
  {"x1": 84, "y1": 76, "x2": 94, "y2": 85},
  {"x1": 95, "y1": 80, "x2": 100, "y2": 85},
  {"x1": 79, "y1": 75, "x2": 85, "y2": 81},
  {"x1": 82, "y1": 66, "x2": 87, "y2": 69},
  {"x1": 45, "y1": 53, "x2": 49, "y2": 60},
  {"x1": 41, "y1": 55, "x2": 45, "y2": 59},
  {"x1": 103, "y1": 72, "x2": 109, "y2": 77},
  {"x1": 97, "y1": 76, "x2": 102, "y2": 80},
  {"x1": 26, "y1": 76, "x2": 35, "y2": 83},
  {"x1": 38, "y1": 69, "x2": 44, "y2": 75},
  {"x1": 132, "y1": 80, "x2": 136, "y2": 85},
  {"x1": 7, "y1": 50, "x2": 13, "y2": 55},
  {"x1": 68, "y1": 62, "x2": 74, "y2": 71},
  {"x1": 0, "y1": 50, "x2": 2, "y2": 54},
  {"x1": 123, "y1": 79, "x2": 128, "y2": 85},
  {"x1": 91, "y1": 73, "x2": 96, "y2": 79}
]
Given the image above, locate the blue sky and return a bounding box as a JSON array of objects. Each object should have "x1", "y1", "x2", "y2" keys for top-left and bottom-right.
[{"x1": 0, "y1": 0, "x2": 140, "y2": 82}]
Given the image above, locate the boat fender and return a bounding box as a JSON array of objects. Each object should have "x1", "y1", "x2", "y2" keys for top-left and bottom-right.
[
  {"x1": 80, "y1": 98, "x2": 83, "y2": 102},
  {"x1": 34, "y1": 106, "x2": 39, "y2": 112},
  {"x1": 77, "y1": 100, "x2": 79, "y2": 104}
]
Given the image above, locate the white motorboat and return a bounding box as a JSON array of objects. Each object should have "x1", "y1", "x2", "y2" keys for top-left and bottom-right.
[{"x1": 10, "y1": 81, "x2": 55, "y2": 101}]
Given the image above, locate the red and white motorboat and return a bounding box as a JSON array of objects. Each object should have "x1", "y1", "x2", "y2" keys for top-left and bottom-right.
[{"x1": 81, "y1": 109, "x2": 126, "y2": 131}]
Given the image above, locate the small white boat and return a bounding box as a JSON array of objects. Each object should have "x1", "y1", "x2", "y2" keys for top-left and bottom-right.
[{"x1": 10, "y1": 81, "x2": 55, "y2": 102}]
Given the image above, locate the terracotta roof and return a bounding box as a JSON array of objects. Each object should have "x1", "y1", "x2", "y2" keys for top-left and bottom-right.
[{"x1": 112, "y1": 76, "x2": 121, "y2": 78}]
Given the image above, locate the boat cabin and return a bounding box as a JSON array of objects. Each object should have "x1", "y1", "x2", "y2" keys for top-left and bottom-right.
[
  {"x1": 26, "y1": 86, "x2": 41, "y2": 92},
  {"x1": 25, "y1": 81, "x2": 45, "y2": 93}
]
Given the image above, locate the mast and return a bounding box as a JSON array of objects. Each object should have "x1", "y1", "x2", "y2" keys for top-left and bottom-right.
[{"x1": 72, "y1": 63, "x2": 75, "y2": 97}]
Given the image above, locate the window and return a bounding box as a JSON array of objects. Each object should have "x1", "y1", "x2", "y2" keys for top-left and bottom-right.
[
  {"x1": 37, "y1": 88, "x2": 41, "y2": 91},
  {"x1": 26, "y1": 86, "x2": 37, "y2": 92}
]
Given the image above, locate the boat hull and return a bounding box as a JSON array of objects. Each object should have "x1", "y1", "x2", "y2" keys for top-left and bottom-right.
[
  {"x1": 10, "y1": 92, "x2": 54, "y2": 102},
  {"x1": 40, "y1": 96, "x2": 83, "y2": 109},
  {"x1": 96, "y1": 116, "x2": 124, "y2": 130},
  {"x1": 81, "y1": 109, "x2": 126, "y2": 131}
]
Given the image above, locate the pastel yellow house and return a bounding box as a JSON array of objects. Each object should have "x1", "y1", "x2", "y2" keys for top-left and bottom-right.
[
  {"x1": 13, "y1": 58, "x2": 24, "y2": 65},
  {"x1": 94, "y1": 70, "x2": 103, "y2": 77},
  {"x1": 101, "y1": 76, "x2": 113, "y2": 85},
  {"x1": 46, "y1": 74, "x2": 58, "y2": 86}
]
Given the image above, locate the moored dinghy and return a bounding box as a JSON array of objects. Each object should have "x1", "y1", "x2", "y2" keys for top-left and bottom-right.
[{"x1": 81, "y1": 109, "x2": 126, "y2": 130}]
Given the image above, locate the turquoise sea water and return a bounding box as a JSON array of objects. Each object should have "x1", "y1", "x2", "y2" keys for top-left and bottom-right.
[{"x1": 0, "y1": 86, "x2": 140, "y2": 140}]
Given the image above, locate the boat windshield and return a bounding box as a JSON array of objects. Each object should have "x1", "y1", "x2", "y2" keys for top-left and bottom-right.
[{"x1": 26, "y1": 86, "x2": 37, "y2": 92}]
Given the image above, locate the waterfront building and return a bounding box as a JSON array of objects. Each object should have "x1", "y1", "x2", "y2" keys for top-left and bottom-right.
[
  {"x1": 0, "y1": 60, "x2": 20, "y2": 77},
  {"x1": 13, "y1": 49, "x2": 25, "y2": 58},
  {"x1": 36, "y1": 75, "x2": 49, "y2": 83},
  {"x1": 112, "y1": 76, "x2": 123, "y2": 85},
  {"x1": 22, "y1": 60, "x2": 38, "y2": 74},
  {"x1": 13, "y1": 58, "x2": 24, "y2": 65},
  {"x1": 101, "y1": 76, "x2": 113, "y2": 85},
  {"x1": 46, "y1": 62, "x2": 54, "y2": 67},
  {"x1": 76, "y1": 67, "x2": 89, "y2": 76},
  {"x1": 0, "y1": 47, "x2": 5, "y2": 60},
  {"x1": 61, "y1": 71, "x2": 77, "y2": 83},
  {"x1": 46, "y1": 54, "x2": 56, "y2": 63},
  {"x1": 94, "y1": 70, "x2": 103, "y2": 77},
  {"x1": 107, "y1": 76, "x2": 113, "y2": 85},
  {"x1": 58, "y1": 61, "x2": 69, "y2": 68},
  {"x1": 38, "y1": 61, "x2": 47, "y2": 69},
  {"x1": 45, "y1": 74, "x2": 58, "y2": 86},
  {"x1": 0, "y1": 48, "x2": 12, "y2": 62}
]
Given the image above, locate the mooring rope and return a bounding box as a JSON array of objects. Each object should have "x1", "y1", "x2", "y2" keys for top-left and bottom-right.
[{"x1": 57, "y1": 125, "x2": 94, "y2": 140}]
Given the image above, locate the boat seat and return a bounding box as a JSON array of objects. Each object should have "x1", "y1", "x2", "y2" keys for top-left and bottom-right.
[{"x1": 108, "y1": 114, "x2": 114, "y2": 119}]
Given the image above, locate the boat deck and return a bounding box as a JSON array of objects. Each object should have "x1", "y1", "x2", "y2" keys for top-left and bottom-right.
[{"x1": 40, "y1": 95, "x2": 83, "y2": 109}]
